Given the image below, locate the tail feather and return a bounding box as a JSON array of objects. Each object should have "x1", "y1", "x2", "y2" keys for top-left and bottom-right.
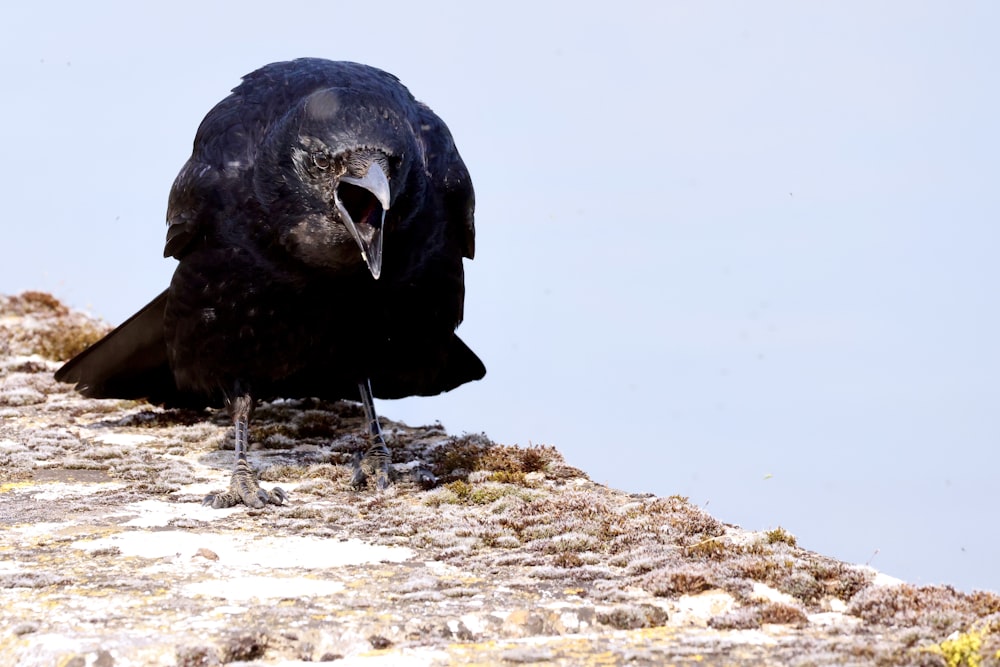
[
  {"x1": 371, "y1": 334, "x2": 485, "y2": 400},
  {"x1": 433, "y1": 334, "x2": 486, "y2": 395},
  {"x1": 54, "y1": 291, "x2": 181, "y2": 404}
]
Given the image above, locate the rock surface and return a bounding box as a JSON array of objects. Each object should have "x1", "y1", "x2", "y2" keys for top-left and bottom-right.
[{"x1": 1, "y1": 291, "x2": 999, "y2": 666}]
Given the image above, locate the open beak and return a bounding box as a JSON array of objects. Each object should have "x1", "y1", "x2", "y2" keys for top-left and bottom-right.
[{"x1": 336, "y1": 163, "x2": 390, "y2": 279}]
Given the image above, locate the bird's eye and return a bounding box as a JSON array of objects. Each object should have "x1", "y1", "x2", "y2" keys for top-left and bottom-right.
[{"x1": 311, "y1": 153, "x2": 331, "y2": 170}]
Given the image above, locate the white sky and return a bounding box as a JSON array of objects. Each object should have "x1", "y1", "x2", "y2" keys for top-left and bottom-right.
[{"x1": 2, "y1": 2, "x2": 998, "y2": 592}]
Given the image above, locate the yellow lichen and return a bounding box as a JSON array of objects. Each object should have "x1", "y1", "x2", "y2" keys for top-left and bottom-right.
[{"x1": 926, "y1": 627, "x2": 988, "y2": 667}]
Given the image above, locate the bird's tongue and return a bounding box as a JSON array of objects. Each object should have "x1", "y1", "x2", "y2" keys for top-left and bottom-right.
[{"x1": 337, "y1": 164, "x2": 390, "y2": 280}]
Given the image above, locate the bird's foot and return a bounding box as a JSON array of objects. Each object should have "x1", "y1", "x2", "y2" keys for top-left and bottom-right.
[
  {"x1": 350, "y1": 439, "x2": 392, "y2": 491},
  {"x1": 204, "y1": 455, "x2": 286, "y2": 509},
  {"x1": 409, "y1": 466, "x2": 439, "y2": 490}
]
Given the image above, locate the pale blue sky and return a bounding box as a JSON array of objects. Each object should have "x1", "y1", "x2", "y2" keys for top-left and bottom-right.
[{"x1": 3, "y1": 2, "x2": 997, "y2": 592}]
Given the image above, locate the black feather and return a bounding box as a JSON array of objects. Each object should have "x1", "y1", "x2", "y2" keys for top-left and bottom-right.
[{"x1": 56, "y1": 58, "x2": 484, "y2": 409}]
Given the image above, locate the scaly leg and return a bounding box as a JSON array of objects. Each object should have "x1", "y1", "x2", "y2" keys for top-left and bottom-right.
[
  {"x1": 349, "y1": 379, "x2": 392, "y2": 490},
  {"x1": 204, "y1": 392, "x2": 286, "y2": 508}
]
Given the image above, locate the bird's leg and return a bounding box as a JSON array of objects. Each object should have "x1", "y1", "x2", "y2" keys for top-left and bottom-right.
[
  {"x1": 349, "y1": 379, "x2": 392, "y2": 490},
  {"x1": 204, "y1": 392, "x2": 286, "y2": 509}
]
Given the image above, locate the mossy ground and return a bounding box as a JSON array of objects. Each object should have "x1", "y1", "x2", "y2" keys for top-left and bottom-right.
[{"x1": 2, "y1": 292, "x2": 1000, "y2": 666}]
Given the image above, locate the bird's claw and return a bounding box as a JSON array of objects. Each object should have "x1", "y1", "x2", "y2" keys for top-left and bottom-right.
[
  {"x1": 411, "y1": 466, "x2": 438, "y2": 490},
  {"x1": 204, "y1": 455, "x2": 285, "y2": 508},
  {"x1": 350, "y1": 440, "x2": 392, "y2": 491}
]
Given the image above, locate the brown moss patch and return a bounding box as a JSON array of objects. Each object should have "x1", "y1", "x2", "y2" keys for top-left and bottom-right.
[
  {"x1": 849, "y1": 584, "x2": 1000, "y2": 635},
  {"x1": 0, "y1": 291, "x2": 109, "y2": 361},
  {"x1": 709, "y1": 601, "x2": 807, "y2": 630},
  {"x1": 2, "y1": 291, "x2": 68, "y2": 317},
  {"x1": 480, "y1": 444, "x2": 561, "y2": 474},
  {"x1": 643, "y1": 566, "x2": 716, "y2": 597},
  {"x1": 429, "y1": 436, "x2": 582, "y2": 485}
]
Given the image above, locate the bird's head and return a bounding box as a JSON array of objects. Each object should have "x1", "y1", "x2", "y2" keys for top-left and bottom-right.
[
  {"x1": 258, "y1": 87, "x2": 418, "y2": 280},
  {"x1": 300, "y1": 144, "x2": 391, "y2": 279}
]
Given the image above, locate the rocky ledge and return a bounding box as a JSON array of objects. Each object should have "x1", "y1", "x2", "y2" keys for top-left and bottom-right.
[{"x1": 1, "y1": 291, "x2": 998, "y2": 667}]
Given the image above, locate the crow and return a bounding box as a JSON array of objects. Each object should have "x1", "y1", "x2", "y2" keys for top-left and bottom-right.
[{"x1": 55, "y1": 58, "x2": 484, "y2": 508}]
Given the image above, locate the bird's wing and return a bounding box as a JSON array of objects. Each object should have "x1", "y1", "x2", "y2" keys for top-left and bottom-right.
[
  {"x1": 164, "y1": 87, "x2": 262, "y2": 259},
  {"x1": 415, "y1": 103, "x2": 476, "y2": 260},
  {"x1": 53, "y1": 291, "x2": 183, "y2": 404},
  {"x1": 164, "y1": 159, "x2": 221, "y2": 258}
]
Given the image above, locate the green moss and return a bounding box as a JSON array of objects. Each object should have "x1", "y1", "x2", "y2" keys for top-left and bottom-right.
[
  {"x1": 468, "y1": 486, "x2": 507, "y2": 504},
  {"x1": 472, "y1": 484, "x2": 536, "y2": 505},
  {"x1": 438, "y1": 480, "x2": 536, "y2": 506},
  {"x1": 446, "y1": 479, "x2": 472, "y2": 501},
  {"x1": 764, "y1": 526, "x2": 797, "y2": 547},
  {"x1": 488, "y1": 470, "x2": 528, "y2": 485}
]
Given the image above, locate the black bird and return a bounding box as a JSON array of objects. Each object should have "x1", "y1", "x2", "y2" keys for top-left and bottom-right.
[{"x1": 55, "y1": 59, "x2": 484, "y2": 507}]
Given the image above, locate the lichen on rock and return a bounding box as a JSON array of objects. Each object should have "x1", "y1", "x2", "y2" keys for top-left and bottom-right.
[{"x1": 1, "y1": 292, "x2": 999, "y2": 666}]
